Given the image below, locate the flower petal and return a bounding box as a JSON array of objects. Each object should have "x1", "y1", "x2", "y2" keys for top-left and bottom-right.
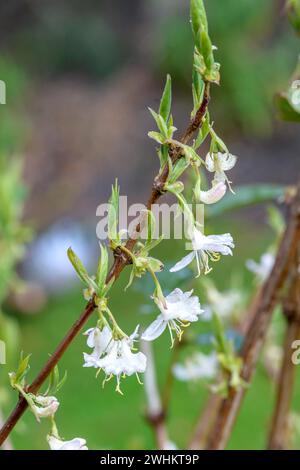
[
  {"x1": 141, "y1": 315, "x2": 167, "y2": 341},
  {"x1": 221, "y1": 153, "x2": 237, "y2": 171},
  {"x1": 169, "y1": 252, "x2": 195, "y2": 273}
]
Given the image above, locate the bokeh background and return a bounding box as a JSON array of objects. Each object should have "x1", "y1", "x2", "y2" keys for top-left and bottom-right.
[{"x1": 0, "y1": 0, "x2": 299, "y2": 450}]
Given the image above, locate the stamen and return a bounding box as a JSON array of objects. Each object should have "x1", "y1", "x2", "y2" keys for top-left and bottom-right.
[
  {"x1": 195, "y1": 251, "x2": 201, "y2": 277},
  {"x1": 167, "y1": 323, "x2": 175, "y2": 348},
  {"x1": 115, "y1": 376, "x2": 124, "y2": 396},
  {"x1": 136, "y1": 373, "x2": 143, "y2": 385}
]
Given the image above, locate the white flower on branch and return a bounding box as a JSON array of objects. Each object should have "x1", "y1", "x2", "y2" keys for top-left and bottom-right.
[
  {"x1": 141, "y1": 288, "x2": 203, "y2": 345},
  {"x1": 83, "y1": 326, "x2": 112, "y2": 368},
  {"x1": 246, "y1": 253, "x2": 275, "y2": 281},
  {"x1": 205, "y1": 152, "x2": 237, "y2": 191},
  {"x1": 173, "y1": 352, "x2": 218, "y2": 382},
  {"x1": 97, "y1": 327, "x2": 147, "y2": 394},
  {"x1": 47, "y1": 435, "x2": 88, "y2": 450},
  {"x1": 201, "y1": 281, "x2": 244, "y2": 323},
  {"x1": 30, "y1": 395, "x2": 59, "y2": 421},
  {"x1": 170, "y1": 227, "x2": 234, "y2": 276},
  {"x1": 199, "y1": 181, "x2": 227, "y2": 205}
]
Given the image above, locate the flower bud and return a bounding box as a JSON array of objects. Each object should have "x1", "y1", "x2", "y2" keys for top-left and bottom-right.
[
  {"x1": 31, "y1": 395, "x2": 59, "y2": 421},
  {"x1": 200, "y1": 182, "x2": 226, "y2": 204}
]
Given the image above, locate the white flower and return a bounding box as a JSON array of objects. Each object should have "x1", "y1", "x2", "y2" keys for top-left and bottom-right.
[
  {"x1": 205, "y1": 152, "x2": 237, "y2": 190},
  {"x1": 173, "y1": 352, "x2": 218, "y2": 382},
  {"x1": 199, "y1": 182, "x2": 227, "y2": 205},
  {"x1": 141, "y1": 289, "x2": 203, "y2": 345},
  {"x1": 83, "y1": 325, "x2": 112, "y2": 368},
  {"x1": 246, "y1": 253, "x2": 274, "y2": 281},
  {"x1": 47, "y1": 435, "x2": 88, "y2": 450},
  {"x1": 202, "y1": 283, "x2": 244, "y2": 323},
  {"x1": 97, "y1": 327, "x2": 147, "y2": 394},
  {"x1": 30, "y1": 395, "x2": 59, "y2": 421},
  {"x1": 170, "y1": 227, "x2": 234, "y2": 276}
]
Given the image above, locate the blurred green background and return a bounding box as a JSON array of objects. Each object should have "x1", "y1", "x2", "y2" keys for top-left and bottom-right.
[{"x1": 0, "y1": 0, "x2": 299, "y2": 450}]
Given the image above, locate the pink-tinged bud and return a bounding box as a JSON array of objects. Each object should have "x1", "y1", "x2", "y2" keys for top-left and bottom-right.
[
  {"x1": 200, "y1": 182, "x2": 226, "y2": 204},
  {"x1": 31, "y1": 395, "x2": 60, "y2": 421}
]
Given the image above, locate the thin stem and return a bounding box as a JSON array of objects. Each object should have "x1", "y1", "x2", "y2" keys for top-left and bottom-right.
[
  {"x1": 188, "y1": 393, "x2": 222, "y2": 450},
  {"x1": 267, "y1": 259, "x2": 300, "y2": 450},
  {"x1": 0, "y1": 82, "x2": 211, "y2": 447},
  {"x1": 205, "y1": 182, "x2": 300, "y2": 450},
  {"x1": 104, "y1": 307, "x2": 127, "y2": 339},
  {"x1": 142, "y1": 341, "x2": 169, "y2": 450}
]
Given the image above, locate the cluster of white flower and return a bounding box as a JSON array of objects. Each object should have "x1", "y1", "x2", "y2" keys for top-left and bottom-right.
[
  {"x1": 80, "y1": 151, "x2": 238, "y2": 392},
  {"x1": 83, "y1": 325, "x2": 147, "y2": 394}
]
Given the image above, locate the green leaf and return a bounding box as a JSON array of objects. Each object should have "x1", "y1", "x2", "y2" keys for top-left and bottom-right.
[
  {"x1": 45, "y1": 365, "x2": 67, "y2": 395},
  {"x1": 108, "y1": 180, "x2": 120, "y2": 242},
  {"x1": 103, "y1": 275, "x2": 115, "y2": 295},
  {"x1": 148, "y1": 108, "x2": 169, "y2": 138},
  {"x1": 168, "y1": 157, "x2": 189, "y2": 184},
  {"x1": 147, "y1": 210, "x2": 156, "y2": 244},
  {"x1": 199, "y1": 30, "x2": 214, "y2": 69},
  {"x1": 144, "y1": 235, "x2": 164, "y2": 253},
  {"x1": 159, "y1": 75, "x2": 172, "y2": 122},
  {"x1": 56, "y1": 370, "x2": 68, "y2": 393},
  {"x1": 10, "y1": 352, "x2": 31, "y2": 388},
  {"x1": 67, "y1": 247, "x2": 93, "y2": 287},
  {"x1": 207, "y1": 184, "x2": 286, "y2": 218},
  {"x1": 192, "y1": 70, "x2": 204, "y2": 117},
  {"x1": 148, "y1": 131, "x2": 165, "y2": 145},
  {"x1": 194, "y1": 113, "x2": 210, "y2": 149},
  {"x1": 190, "y1": 0, "x2": 208, "y2": 37},
  {"x1": 96, "y1": 244, "x2": 109, "y2": 295},
  {"x1": 158, "y1": 144, "x2": 169, "y2": 167}
]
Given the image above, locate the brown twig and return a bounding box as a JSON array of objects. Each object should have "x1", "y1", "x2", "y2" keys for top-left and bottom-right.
[
  {"x1": 205, "y1": 181, "x2": 300, "y2": 450},
  {"x1": 267, "y1": 254, "x2": 300, "y2": 450},
  {"x1": 0, "y1": 82, "x2": 211, "y2": 447},
  {"x1": 188, "y1": 392, "x2": 221, "y2": 450},
  {"x1": 188, "y1": 287, "x2": 263, "y2": 450}
]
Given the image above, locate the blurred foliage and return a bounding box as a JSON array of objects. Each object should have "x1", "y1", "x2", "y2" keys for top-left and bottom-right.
[
  {"x1": 0, "y1": 59, "x2": 30, "y2": 408},
  {"x1": 153, "y1": 0, "x2": 299, "y2": 135},
  {"x1": 0, "y1": 179, "x2": 25, "y2": 401},
  {"x1": 8, "y1": 8, "x2": 127, "y2": 79},
  {"x1": 287, "y1": 0, "x2": 300, "y2": 35},
  {"x1": 0, "y1": 57, "x2": 28, "y2": 154}
]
